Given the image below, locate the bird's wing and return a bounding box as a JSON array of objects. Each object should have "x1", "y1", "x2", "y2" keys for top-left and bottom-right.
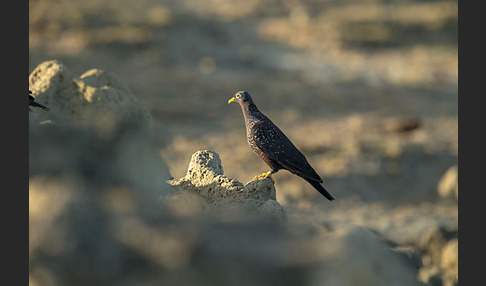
[{"x1": 252, "y1": 121, "x2": 322, "y2": 182}]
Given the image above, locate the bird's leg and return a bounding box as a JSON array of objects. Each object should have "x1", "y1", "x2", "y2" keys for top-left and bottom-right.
[
  {"x1": 252, "y1": 170, "x2": 276, "y2": 183},
  {"x1": 253, "y1": 171, "x2": 272, "y2": 180}
]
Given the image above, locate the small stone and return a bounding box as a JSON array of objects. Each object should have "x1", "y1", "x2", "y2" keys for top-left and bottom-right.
[
  {"x1": 383, "y1": 117, "x2": 421, "y2": 133},
  {"x1": 437, "y1": 166, "x2": 458, "y2": 200},
  {"x1": 440, "y1": 239, "x2": 458, "y2": 281}
]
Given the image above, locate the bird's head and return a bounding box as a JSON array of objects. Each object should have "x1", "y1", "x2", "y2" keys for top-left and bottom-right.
[{"x1": 228, "y1": 91, "x2": 254, "y2": 105}]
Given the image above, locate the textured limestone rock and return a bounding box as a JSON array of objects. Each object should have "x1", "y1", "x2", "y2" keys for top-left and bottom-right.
[
  {"x1": 28, "y1": 60, "x2": 152, "y2": 130},
  {"x1": 167, "y1": 150, "x2": 285, "y2": 220}
]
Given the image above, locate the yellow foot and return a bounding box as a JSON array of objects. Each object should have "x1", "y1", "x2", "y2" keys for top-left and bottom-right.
[{"x1": 252, "y1": 171, "x2": 275, "y2": 183}]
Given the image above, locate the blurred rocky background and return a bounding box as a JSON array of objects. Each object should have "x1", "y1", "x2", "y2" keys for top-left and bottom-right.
[{"x1": 29, "y1": 0, "x2": 457, "y2": 285}]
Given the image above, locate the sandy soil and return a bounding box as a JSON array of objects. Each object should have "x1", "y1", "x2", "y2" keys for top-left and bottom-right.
[{"x1": 29, "y1": 0, "x2": 457, "y2": 283}]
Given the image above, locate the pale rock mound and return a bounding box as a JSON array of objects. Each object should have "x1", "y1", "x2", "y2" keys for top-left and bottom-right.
[{"x1": 167, "y1": 150, "x2": 285, "y2": 220}]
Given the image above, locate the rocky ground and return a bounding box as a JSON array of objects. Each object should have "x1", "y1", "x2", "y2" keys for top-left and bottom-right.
[{"x1": 29, "y1": 1, "x2": 457, "y2": 285}]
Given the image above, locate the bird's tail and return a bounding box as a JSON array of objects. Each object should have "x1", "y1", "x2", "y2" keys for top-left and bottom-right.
[
  {"x1": 31, "y1": 102, "x2": 50, "y2": 111},
  {"x1": 304, "y1": 178, "x2": 334, "y2": 201}
]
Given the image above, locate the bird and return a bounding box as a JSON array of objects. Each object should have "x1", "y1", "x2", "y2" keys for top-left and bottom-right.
[
  {"x1": 228, "y1": 91, "x2": 334, "y2": 201},
  {"x1": 29, "y1": 90, "x2": 50, "y2": 111}
]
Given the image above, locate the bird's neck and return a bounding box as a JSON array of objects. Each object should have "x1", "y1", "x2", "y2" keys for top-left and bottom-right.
[
  {"x1": 241, "y1": 102, "x2": 266, "y2": 123},
  {"x1": 241, "y1": 101, "x2": 256, "y2": 114}
]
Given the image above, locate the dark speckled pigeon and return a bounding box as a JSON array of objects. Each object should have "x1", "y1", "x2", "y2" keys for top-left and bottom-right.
[{"x1": 228, "y1": 91, "x2": 334, "y2": 201}]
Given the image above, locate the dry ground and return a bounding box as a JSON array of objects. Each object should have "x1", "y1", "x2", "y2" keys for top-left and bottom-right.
[{"x1": 29, "y1": 0, "x2": 458, "y2": 276}]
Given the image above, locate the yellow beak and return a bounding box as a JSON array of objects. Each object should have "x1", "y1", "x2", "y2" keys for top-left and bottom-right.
[{"x1": 228, "y1": 97, "x2": 235, "y2": 104}]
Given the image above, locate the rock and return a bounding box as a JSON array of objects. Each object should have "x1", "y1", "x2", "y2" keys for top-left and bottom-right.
[
  {"x1": 390, "y1": 245, "x2": 423, "y2": 271},
  {"x1": 167, "y1": 150, "x2": 286, "y2": 221},
  {"x1": 29, "y1": 173, "x2": 203, "y2": 286},
  {"x1": 310, "y1": 227, "x2": 424, "y2": 286},
  {"x1": 164, "y1": 189, "x2": 210, "y2": 217},
  {"x1": 437, "y1": 166, "x2": 458, "y2": 200},
  {"x1": 29, "y1": 61, "x2": 184, "y2": 285},
  {"x1": 440, "y1": 239, "x2": 458, "y2": 283},
  {"x1": 29, "y1": 60, "x2": 173, "y2": 219},
  {"x1": 417, "y1": 225, "x2": 457, "y2": 268},
  {"x1": 29, "y1": 118, "x2": 172, "y2": 222},
  {"x1": 28, "y1": 60, "x2": 152, "y2": 131},
  {"x1": 30, "y1": 184, "x2": 424, "y2": 286},
  {"x1": 416, "y1": 225, "x2": 458, "y2": 286},
  {"x1": 418, "y1": 266, "x2": 443, "y2": 286},
  {"x1": 30, "y1": 161, "x2": 421, "y2": 286},
  {"x1": 30, "y1": 175, "x2": 138, "y2": 285}
]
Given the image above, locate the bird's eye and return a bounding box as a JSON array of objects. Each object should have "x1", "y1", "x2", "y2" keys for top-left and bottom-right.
[{"x1": 235, "y1": 94, "x2": 241, "y2": 98}]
